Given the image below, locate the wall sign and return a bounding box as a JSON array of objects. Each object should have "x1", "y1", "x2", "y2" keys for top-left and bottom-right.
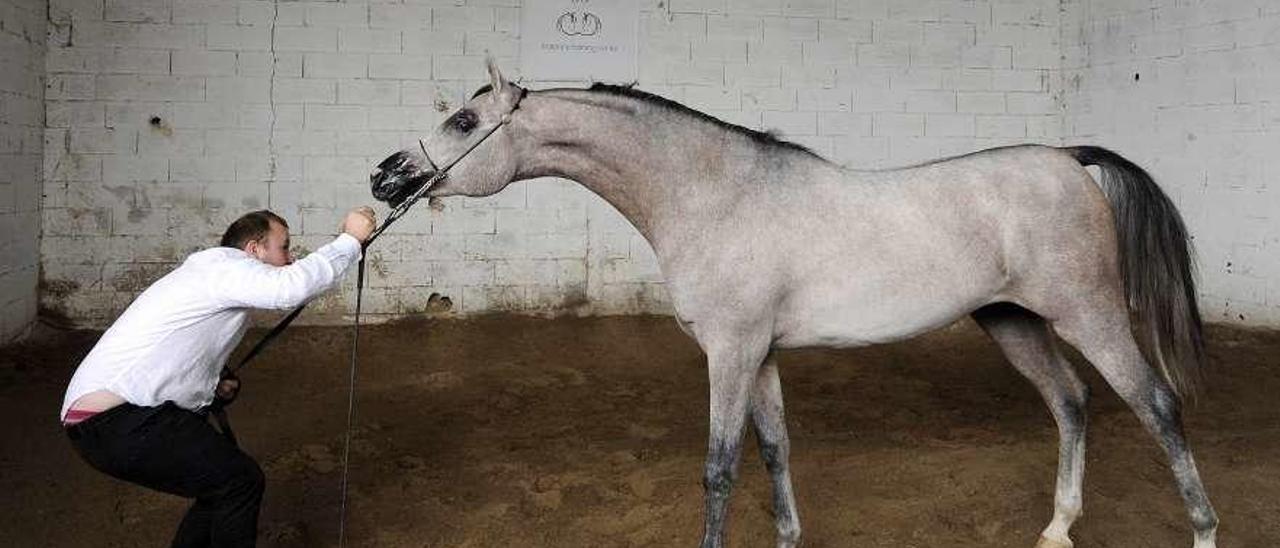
[{"x1": 520, "y1": 0, "x2": 639, "y2": 83}]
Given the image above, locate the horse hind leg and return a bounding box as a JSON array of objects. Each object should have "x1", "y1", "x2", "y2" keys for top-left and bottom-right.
[
  {"x1": 750, "y1": 352, "x2": 801, "y2": 548},
  {"x1": 973, "y1": 304, "x2": 1089, "y2": 548},
  {"x1": 1052, "y1": 307, "x2": 1218, "y2": 548}
]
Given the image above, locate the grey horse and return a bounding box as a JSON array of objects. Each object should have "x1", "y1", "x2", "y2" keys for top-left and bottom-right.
[{"x1": 370, "y1": 60, "x2": 1218, "y2": 548}]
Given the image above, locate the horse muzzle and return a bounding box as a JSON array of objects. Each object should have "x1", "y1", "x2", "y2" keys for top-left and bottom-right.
[{"x1": 370, "y1": 151, "x2": 437, "y2": 207}]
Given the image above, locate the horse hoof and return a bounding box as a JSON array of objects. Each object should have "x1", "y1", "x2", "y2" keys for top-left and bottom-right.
[{"x1": 1034, "y1": 535, "x2": 1073, "y2": 548}]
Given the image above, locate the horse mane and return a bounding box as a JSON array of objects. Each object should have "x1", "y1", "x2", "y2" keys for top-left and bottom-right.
[
  {"x1": 468, "y1": 81, "x2": 820, "y2": 158},
  {"x1": 583, "y1": 83, "x2": 820, "y2": 158}
]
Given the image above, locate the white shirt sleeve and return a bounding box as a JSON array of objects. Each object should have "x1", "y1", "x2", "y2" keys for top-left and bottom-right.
[{"x1": 210, "y1": 233, "x2": 363, "y2": 310}]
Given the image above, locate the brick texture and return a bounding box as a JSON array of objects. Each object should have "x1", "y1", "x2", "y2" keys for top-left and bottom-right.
[
  {"x1": 34, "y1": 0, "x2": 1280, "y2": 328},
  {"x1": 1062, "y1": 0, "x2": 1280, "y2": 326},
  {"x1": 1, "y1": 0, "x2": 44, "y2": 342}
]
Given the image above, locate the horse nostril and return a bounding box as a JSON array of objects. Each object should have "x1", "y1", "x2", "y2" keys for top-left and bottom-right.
[{"x1": 370, "y1": 172, "x2": 395, "y2": 200}]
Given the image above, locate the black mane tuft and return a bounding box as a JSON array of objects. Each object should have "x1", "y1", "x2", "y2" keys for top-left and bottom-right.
[{"x1": 585, "y1": 83, "x2": 819, "y2": 157}]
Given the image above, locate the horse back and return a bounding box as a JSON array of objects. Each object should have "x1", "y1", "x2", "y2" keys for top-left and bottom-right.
[{"x1": 665, "y1": 145, "x2": 1115, "y2": 348}]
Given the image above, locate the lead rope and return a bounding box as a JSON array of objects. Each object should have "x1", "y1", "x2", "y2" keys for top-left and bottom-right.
[
  {"x1": 337, "y1": 252, "x2": 366, "y2": 548},
  {"x1": 334, "y1": 87, "x2": 526, "y2": 547}
]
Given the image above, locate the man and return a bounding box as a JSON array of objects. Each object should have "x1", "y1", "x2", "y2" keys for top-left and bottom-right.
[{"x1": 60, "y1": 206, "x2": 377, "y2": 547}]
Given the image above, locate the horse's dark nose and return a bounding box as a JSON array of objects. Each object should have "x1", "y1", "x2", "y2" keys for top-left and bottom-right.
[
  {"x1": 370, "y1": 168, "x2": 393, "y2": 199},
  {"x1": 370, "y1": 151, "x2": 409, "y2": 201},
  {"x1": 377, "y1": 151, "x2": 410, "y2": 172}
]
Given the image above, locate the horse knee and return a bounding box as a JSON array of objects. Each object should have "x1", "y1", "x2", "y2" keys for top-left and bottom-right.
[
  {"x1": 703, "y1": 461, "x2": 738, "y2": 498},
  {"x1": 758, "y1": 438, "x2": 790, "y2": 475}
]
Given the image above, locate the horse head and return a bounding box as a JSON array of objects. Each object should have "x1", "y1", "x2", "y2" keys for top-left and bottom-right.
[{"x1": 370, "y1": 59, "x2": 525, "y2": 206}]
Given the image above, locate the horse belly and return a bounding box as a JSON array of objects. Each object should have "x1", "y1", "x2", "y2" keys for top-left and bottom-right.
[
  {"x1": 773, "y1": 302, "x2": 967, "y2": 349},
  {"x1": 771, "y1": 269, "x2": 1001, "y2": 349}
]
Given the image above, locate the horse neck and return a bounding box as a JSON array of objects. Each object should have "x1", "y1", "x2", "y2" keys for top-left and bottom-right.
[{"x1": 510, "y1": 91, "x2": 754, "y2": 243}]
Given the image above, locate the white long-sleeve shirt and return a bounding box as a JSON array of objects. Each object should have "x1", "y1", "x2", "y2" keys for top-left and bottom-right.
[{"x1": 60, "y1": 234, "x2": 363, "y2": 420}]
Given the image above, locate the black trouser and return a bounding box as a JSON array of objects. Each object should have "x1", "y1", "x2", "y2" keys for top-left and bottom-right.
[{"x1": 66, "y1": 402, "x2": 264, "y2": 548}]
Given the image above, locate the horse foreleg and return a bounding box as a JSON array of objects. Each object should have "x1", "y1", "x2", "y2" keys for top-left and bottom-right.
[
  {"x1": 700, "y1": 341, "x2": 768, "y2": 548},
  {"x1": 750, "y1": 352, "x2": 801, "y2": 548}
]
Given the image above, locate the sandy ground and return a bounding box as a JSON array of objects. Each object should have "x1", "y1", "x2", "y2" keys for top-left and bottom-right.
[{"x1": 1, "y1": 315, "x2": 1277, "y2": 547}]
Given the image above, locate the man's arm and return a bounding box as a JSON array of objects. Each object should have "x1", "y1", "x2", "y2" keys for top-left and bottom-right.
[{"x1": 211, "y1": 207, "x2": 376, "y2": 310}]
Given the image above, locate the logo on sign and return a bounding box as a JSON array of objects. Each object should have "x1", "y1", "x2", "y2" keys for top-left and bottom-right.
[{"x1": 556, "y1": 10, "x2": 601, "y2": 36}]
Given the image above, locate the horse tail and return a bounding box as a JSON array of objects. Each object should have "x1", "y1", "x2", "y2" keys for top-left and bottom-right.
[{"x1": 1065, "y1": 145, "x2": 1205, "y2": 401}]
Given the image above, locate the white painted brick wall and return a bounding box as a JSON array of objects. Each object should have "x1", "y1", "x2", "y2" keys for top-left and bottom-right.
[
  {"x1": 37, "y1": 0, "x2": 1069, "y2": 326},
  {"x1": 0, "y1": 0, "x2": 43, "y2": 343},
  {"x1": 1062, "y1": 0, "x2": 1280, "y2": 326},
  {"x1": 79, "y1": 0, "x2": 1280, "y2": 329}
]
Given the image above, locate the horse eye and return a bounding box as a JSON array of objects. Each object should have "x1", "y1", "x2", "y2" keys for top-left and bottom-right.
[{"x1": 447, "y1": 110, "x2": 478, "y2": 134}]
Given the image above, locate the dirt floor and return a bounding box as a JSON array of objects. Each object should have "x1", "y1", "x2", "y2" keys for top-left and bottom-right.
[{"x1": 1, "y1": 315, "x2": 1278, "y2": 547}]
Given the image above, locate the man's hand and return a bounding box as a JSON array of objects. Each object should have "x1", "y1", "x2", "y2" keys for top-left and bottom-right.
[
  {"x1": 342, "y1": 206, "x2": 377, "y2": 243},
  {"x1": 215, "y1": 375, "x2": 240, "y2": 403}
]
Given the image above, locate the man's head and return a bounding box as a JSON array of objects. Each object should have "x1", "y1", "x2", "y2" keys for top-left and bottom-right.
[{"x1": 220, "y1": 210, "x2": 292, "y2": 266}]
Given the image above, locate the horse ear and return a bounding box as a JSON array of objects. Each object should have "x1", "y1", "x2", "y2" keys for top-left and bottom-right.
[{"x1": 485, "y1": 55, "x2": 508, "y2": 102}]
